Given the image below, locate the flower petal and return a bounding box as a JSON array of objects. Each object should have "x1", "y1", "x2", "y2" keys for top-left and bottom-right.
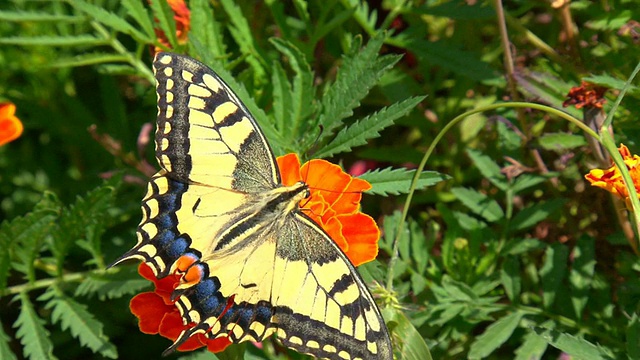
[
  {"x1": 339, "y1": 213, "x2": 380, "y2": 266},
  {"x1": 0, "y1": 103, "x2": 23, "y2": 146},
  {"x1": 277, "y1": 153, "x2": 302, "y2": 186},
  {"x1": 206, "y1": 336, "x2": 233, "y2": 353},
  {"x1": 130, "y1": 292, "x2": 171, "y2": 334}
]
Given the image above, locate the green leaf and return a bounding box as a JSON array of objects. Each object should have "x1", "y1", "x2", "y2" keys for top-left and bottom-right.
[
  {"x1": 68, "y1": 0, "x2": 152, "y2": 42},
  {"x1": 584, "y1": 73, "x2": 638, "y2": 91},
  {"x1": 509, "y1": 199, "x2": 565, "y2": 232},
  {"x1": 359, "y1": 167, "x2": 450, "y2": 196},
  {"x1": 269, "y1": 38, "x2": 315, "y2": 141},
  {"x1": 315, "y1": 96, "x2": 425, "y2": 159},
  {"x1": 0, "y1": 35, "x2": 106, "y2": 46},
  {"x1": 627, "y1": 314, "x2": 640, "y2": 359},
  {"x1": 0, "y1": 322, "x2": 16, "y2": 360},
  {"x1": 149, "y1": 0, "x2": 177, "y2": 47},
  {"x1": 14, "y1": 292, "x2": 56, "y2": 360},
  {"x1": 121, "y1": 0, "x2": 155, "y2": 39},
  {"x1": 47, "y1": 53, "x2": 129, "y2": 68},
  {"x1": 219, "y1": 0, "x2": 267, "y2": 80},
  {"x1": 450, "y1": 187, "x2": 504, "y2": 223},
  {"x1": 0, "y1": 11, "x2": 83, "y2": 22},
  {"x1": 510, "y1": 174, "x2": 552, "y2": 194},
  {"x1": 569, "y1": 235, "x2": 596, "y2": 318},
  {"x1": 75, "y1": 266, "x2": 151, "y2": 300},
  {"x1": 468, "y1": 311, "x2": 524, "y2": 359},
  {"x1": 503, "y1": 238, "x2": 545, "y2": 255},
  {"x1": 538, "y1": 133, "x2": 587, "y2": 151},
  {"x1": 315, "y1": 33, "x2": 401, "y2": 145},
  {"x1": 466, "y1": 149, "x2": 507, "y2": 191},
  {"x1": 514, "y1": 327, "x2": 548, "y2": 360},
  {"x1": 501, "y1": 256, "x2": 521, "y2": 302},
  {"x1": 41, "y1": 287, "x2": 118, "y2": 358},
  {"x1": 406, "y1": 38, "x2": 501, "y2": 82},
  {"x1": 382, "y1": 306, "x2": 433, "y2": 360},
  {"x1": 532, "y1": 327, "x2": 615, "y2": 360},
  {"x1": 189, "y1": 0, "x2": 227, "y2": 63},
  {"x1": 3, "y1": 203, "x2": 57, "y2": 283},
  {"x1": 539, "y1": 243, "x2": 569, "y2": 308},
  {"x1": 52, "y1": 185, "x2": 115, "y2": 271}
]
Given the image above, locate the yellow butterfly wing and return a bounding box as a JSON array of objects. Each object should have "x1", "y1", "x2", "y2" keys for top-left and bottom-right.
[{"x1": 114, "y1": 52, "x2": 393, "y2": 360}]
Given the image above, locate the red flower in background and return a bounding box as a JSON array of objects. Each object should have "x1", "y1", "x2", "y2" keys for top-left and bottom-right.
[
  {"x1": 129, "y1": 263, "x2": 231, "y2": 353},
  {"x1": 563, "y1": 81, "x2": 608, "y2": 109},
  {"x1": 277, "y1": 153, "x2": 380, "y2": 267},
  {"x1": 153, "y1": 0, "x2": 191, "y2": 52},
  {"x1": 0, "y1": 102, "x2": 23, "y2": 146}
]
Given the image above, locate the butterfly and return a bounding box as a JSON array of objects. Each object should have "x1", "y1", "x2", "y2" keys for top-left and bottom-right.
[{"x1": 112, "y1": 52, "x2": 393, "y2": 360}]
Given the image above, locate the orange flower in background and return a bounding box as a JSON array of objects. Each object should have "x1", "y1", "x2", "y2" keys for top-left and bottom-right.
[
  {"x1": 153, "y1": 0, "x2": 191, "y2": 51},
  {"x1": 563, "y1": 81, "x2": 608, "y2": 109},
  {"x1": 0, "y1": 102, "x2": 23, "y2": 146},
  {"x1": 585, "y1": 144, "x2": 640, "y2": 204},
  {"x1": 277, "y1": 153, "x2": 380, "y2": 267},
  {"x1": 129, "y1": 263, "x2": 231, "y2": 354}
]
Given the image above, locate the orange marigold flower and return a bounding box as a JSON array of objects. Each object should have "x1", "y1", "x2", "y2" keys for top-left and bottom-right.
[
  {"x1": 563, "y1": 81, "x2": 608, "y2": 109},
  {"x1": 153, "y1": 0, "x2": 191, "y2": 51},
  {"x1": 277, "y1": 153, "x2": 380, "y2": 267},
  {"x1": 0, "y1": 102, "x2": 23, "y2": 146},
  {"x1": 129, "y1": 263, "x2": 231, "y2": 353},
  {"x1": 585, "y1": 144, "x2": 640, "y2": 203}
]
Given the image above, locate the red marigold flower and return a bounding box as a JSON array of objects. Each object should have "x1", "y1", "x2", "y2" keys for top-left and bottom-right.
[
  {"x1": 276, "y1": 153, "x2": 380, "y2": 267},
  {"x1": 153, "y1": 0, "x2": 191, "y2": 51},
  {"x1": 585, "y1": 144, "x2": 640, "y2": 204},
  {"x1": 129, "y1": 263, "x2": 232, "y2": 353},
  {"x1": 563, "y1": 81, "x2": 608, "y2": 109},
  {"x1": 0, "y1": 102, "x2": 23, "y2": 146}
]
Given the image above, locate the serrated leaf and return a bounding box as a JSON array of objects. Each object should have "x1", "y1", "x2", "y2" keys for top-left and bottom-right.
[
  {"x1": 272, "y1": 61, "x2": 293, "y2": 136},
  {"x1": 75, "y1": 267, "x2": 151, "y2": 300},
  {"x1": 219, "y1": 0, "x2": 267, "y2": 79},
  {"x1": 269, "y1": 38, "x2": 315, "y2": 141},
  {"x1": 382, "y1": 306, "x2": 433, "y2": 360},
  {"x1": 0, "y1": 35, "x2": 106, "y2": 46},
  {"x1": 0, "y1": 11, "x2": 83, "y2": 22},
  {"x1": 538, "y1": 133, "x2": 587, "y2": 151},
  {"x1": 47, "y1": 53, "x2": 129, "y2": 68},
  {"x1": 5, "y1": 207, "x2": 57, "y2": 283},
  {"x1": 359, "y1": 167, "x2": 449, "y2": 196},
  {"x1": 121, "y1": 0, "x2": 155, "y2": 39},
  {"x1": 450, "y1": 187, "x2": 504, "y2": 222},
  {"x1": 14, "y1": 292, "x2": 56, "y2": 360},
  {"x1": 69, "y1": 0, "x2": 151, "y2": 42},
  {"x1": 509, "y1": 199, "x2": 565, "y2": 232},
  {"x1": 514, "y1": 328, "x2": 548, "y2": 360},
  {"x1": 52, "y1": 185, "x2": 115, "y2": 271},
  {"x1": 315, "y1": 33, "x2": 401, "y2": 145},
  {"x1": 532, "y1": 327, "x2": 615, "y2": 360},
  {"x1": 466, "y1": 149, "x2": 507, "y2": 191},
  {"x1": 148, "y1": 0, "x2": 177, "y2": 47},
  {"x1": 0, "y1": 322, "x2": 16, "y2": 360},
  {"x1": 539, "y1": 243, "x2": 569, "y2": 308},
  {"x1": 189, "y1": 0, "x2": 227, "y2": 63},
  {"x1": 42, "y1": 288, "x2": 117, "y2": 358},
  {"x1": 469, "y1": 311, "x2": 524, "y2": 359},
  {"x1": 569, "y1": 235, "x2": 595, "y2": 318},
  {"x1": 315, "y1": 96, "x2": 425, "y2": 159}
]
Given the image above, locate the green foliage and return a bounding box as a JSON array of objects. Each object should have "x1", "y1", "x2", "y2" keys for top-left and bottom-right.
[{"x1": 1, "y1": 0, "x2": 640, "y2": 359}]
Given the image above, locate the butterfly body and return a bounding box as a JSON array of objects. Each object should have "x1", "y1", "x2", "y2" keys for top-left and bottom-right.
[{"x1": 113, "y1": 52, "x2": 393, "y2": 360}]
